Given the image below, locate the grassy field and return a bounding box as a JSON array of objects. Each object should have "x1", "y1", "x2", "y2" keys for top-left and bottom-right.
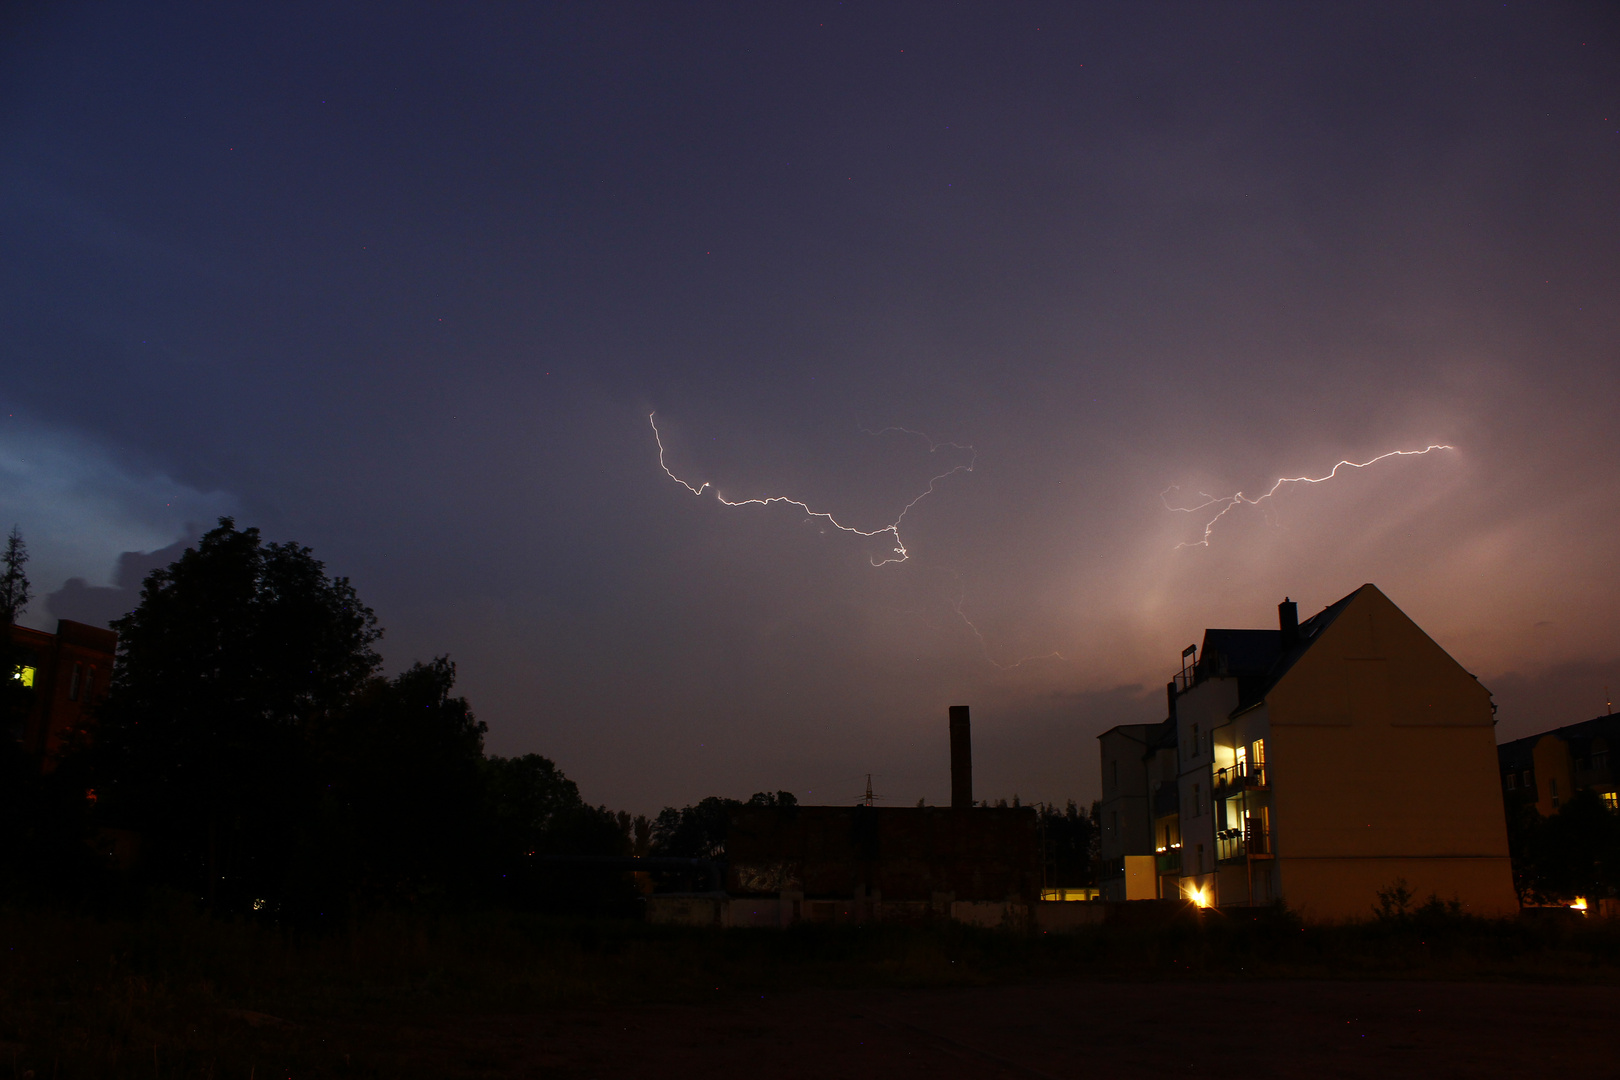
[{"x1": 4, "y1": 901, "x2": 1620, "y2": 1078}]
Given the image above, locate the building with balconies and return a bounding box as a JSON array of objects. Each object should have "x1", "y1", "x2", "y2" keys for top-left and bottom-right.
[
  {"x1": 1101, "y1": 584, "x2": 1519, "y2": 921},
  {"x1": 1498, "y1": 714, "x2": 1620, "y2": 818}
]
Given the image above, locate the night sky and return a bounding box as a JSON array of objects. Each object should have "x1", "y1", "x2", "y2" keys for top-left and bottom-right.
[{"x1": 4, "y1": 3, "x2": 1618, "y2": 814}]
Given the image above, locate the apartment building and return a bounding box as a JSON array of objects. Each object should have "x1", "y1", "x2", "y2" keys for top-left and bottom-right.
[
  {"x1": 1100, "y1": 584, "x2": 1518, "y2": 921},
  {"x1": 1498, "y1": 714, "x2": 1620, "y2": 817}
]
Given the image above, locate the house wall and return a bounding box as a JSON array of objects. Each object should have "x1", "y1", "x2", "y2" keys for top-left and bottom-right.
[
  {"x1": 1175, "y1": 678, "x2": 1237, "y2": 901},
  {"x1": 1210, "y1": 705, "x2": 1276, "y2": 906},
  {"x1": 1530, "y1": 734, "x2": 1574, "y2": 815},
  {"x1": 1097, "y1": 725, "x2": 1156, "y2": 901},
  {"x1": 1264, "y1": 586, "x2": 1517, "y2": 921}
]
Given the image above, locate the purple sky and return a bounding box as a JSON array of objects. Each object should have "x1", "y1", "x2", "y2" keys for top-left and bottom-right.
[{"x1": 3, "y1": 2, "x2": 1617, "y2": 814}]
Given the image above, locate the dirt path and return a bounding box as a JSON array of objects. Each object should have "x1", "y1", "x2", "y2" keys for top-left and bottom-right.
[{"x1": 350, "y1": 979, "x2": 1620, "y2": 1078}]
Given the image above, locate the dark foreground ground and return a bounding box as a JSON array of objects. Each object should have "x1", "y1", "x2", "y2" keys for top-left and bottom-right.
[
  {"x1": 330, "y1": 979, "x2": 1614, "y2": 1079},
  {"x1": 6, "y1": 905, "x2": 1619, "y2": 1077}
]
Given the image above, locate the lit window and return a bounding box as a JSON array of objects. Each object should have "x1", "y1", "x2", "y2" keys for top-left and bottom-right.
[
  {"x1": 1604, "y1": 792, "x2": 1618, "y2": 811},
  {"x1": 12, "y1": 665, "x2": 34, "y2": 687},
  {"x1": 1252, "y1": 738, "x2": 1266, "y2": 765}
]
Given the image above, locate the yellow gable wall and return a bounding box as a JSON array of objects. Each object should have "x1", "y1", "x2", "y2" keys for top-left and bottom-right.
[{"x1": 1262, "y1": 585, "x2": 1517, "y2": 920}]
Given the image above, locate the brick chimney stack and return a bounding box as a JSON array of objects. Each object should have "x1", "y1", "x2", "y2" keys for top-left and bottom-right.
[{"x1": 949, "y1": 705, "x2": 973, "y2": 809}]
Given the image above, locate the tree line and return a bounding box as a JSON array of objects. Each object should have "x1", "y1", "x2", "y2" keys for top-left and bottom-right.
[{"x1": 2, "y1": 520, "x2": 1100, "y2": 921}]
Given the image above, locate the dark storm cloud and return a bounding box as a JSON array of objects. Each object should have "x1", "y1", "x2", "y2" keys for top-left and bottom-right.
[{"x1": 2, "y1": 2, "x2": 1617, "y2": 812}]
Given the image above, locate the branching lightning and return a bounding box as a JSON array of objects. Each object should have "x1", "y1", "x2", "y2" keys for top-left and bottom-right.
[
  {"x1": 950, "y1": 586, "x2": 1068, "y2": 671},
  {"x1": 650, "y1": 413, "x2": 975, "y2": 566},
  {"x1": 1162, "y1": 444, "x2": 1456, "y2": 548}
]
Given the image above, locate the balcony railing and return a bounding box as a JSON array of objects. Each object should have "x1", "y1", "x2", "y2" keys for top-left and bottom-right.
[
  {"x1": 1216, "y1": 822, "x2": 1272, "y2": 862},
  {"x1": 1214, "y1": 760, "x2": 1267, "y2": 792},
  {"x1": 1156, "y1": 849, "x2": 1181, "y2": 875}
]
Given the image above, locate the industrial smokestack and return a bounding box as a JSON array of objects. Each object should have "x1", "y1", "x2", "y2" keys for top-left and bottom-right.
[
  {"x1": 949, "y1": 705, "x2": 973, "y2": 809},
  {"x1": 1279, "y1": 597, "x2": 1299, "y2": 648}
]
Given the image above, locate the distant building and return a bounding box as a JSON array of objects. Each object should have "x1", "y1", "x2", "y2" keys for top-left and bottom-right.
[
  {"x1": 1099, "y1": 584, "x2": 1518, "y2": 921},
  {"x1": 724, "y1": 802, "x2": 1041, "y2": 925},
  {"x1": 1498, "y1": 714, "x2": 1620, "y2": 817},
  {"x1": 8, "y1": 619, "x2": 117, "y2": 765},
  {"x1": 647, "y1": 705, "x2": 1071, "y2": 929}
]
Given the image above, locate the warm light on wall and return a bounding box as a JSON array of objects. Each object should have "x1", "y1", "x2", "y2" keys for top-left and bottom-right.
[
  {"x1": 1571, "y1": 897, "x2": 1588, "y2": 914},
  {"x1": 1188, "y1": 885, "x2": 1210, "y2": 908}
]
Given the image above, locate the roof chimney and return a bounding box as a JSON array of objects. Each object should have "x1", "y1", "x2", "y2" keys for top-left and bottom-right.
[
  {"x1": 949, "y1": 705, "x2": 973, "y2": 809},
  {"x1": 1279, "y1": 597, "x2": 1299, "y2": 648}
]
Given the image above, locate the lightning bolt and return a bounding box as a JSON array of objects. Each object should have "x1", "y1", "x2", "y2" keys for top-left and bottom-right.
[
  {"x1": 1162, "y1": 444, "x2": 1456, "y2": 549},
  {"x1": 650, "y1": 413, "x2": 974, "y2": 567},
  {"x1": 951, "y1": 590, "x2": 1069, "y2": 670}
]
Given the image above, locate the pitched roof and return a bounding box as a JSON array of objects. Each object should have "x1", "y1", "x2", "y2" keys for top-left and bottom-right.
[
  {"x1": 1196, "y1": 584, "x2": 1365, "y2": 717},
  {"x1": 1498, "y1": 713, "x2": 1620, "y2": 764}
]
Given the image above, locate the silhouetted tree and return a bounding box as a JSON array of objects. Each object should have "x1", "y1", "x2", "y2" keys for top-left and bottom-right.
[
  {"x1": 92, "y1": 518, "x2": 382, "y2": 913},
  {"x1": 297, "y1": 657, "x2": 489, "y2": 914},
  {"x1": 650, "y1": 792, "x2": 793, "y2": 863},
  {"x1": 480, "y1": 752, "x2": 633, "y2": 910},
  {"x1": 1, "y1": 525, "x2": 31, "y2": 738},
  {"x1": 1037, "y1": 800, "x2": 1100, "y2": 889},
  {"x1": 1509, "y1": 789, "x2": 1620, "y2": 905}
]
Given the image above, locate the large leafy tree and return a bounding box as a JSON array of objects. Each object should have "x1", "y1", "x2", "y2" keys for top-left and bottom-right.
[
  {"x1": 94, "y1": 518, "x2": 382, "y2": 911},
  {"x1": 303, "y1": 657, "x2": 489, "y2": 911}
]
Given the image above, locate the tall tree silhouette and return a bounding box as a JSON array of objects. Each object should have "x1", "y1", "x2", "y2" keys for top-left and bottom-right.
[{"x1": 94, "y1": 518, "x2": 381, "y2": 912}]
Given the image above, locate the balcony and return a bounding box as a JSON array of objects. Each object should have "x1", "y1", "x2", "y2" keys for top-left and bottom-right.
[
  {"x1": 1213, "y1": 760, "x2": 1267, "y2": 793},
  {"x1": 1155, "y1": 849, "x2": 1181, "y2": 875},
  {"x1": 1216, "y1": 822, "x2": 1272, "y2": 863}
]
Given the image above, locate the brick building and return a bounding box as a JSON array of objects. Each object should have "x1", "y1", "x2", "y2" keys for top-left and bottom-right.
[{"x1": 8, "y1": 619, "x2": 117, "y2": 764}]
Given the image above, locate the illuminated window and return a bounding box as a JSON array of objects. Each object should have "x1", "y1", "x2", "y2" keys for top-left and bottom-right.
[
  {"x1": 1252, "y1": 738, "x2": 1266, "y2": 765},
  {"x1": 12, "y1": 665, "x2": 34, "y2": 687},
  {"x1": 1604, "y1": 792, "x2": 1618, "y2": 811}
]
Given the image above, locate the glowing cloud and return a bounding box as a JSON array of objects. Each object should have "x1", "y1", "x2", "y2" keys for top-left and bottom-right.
[
  {"x1": 650, "y1": 412, "x2": 974, "y2": 567},
  {"x1": 1162, "y1": 444, "x2": 1456, "y2": 549}
]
